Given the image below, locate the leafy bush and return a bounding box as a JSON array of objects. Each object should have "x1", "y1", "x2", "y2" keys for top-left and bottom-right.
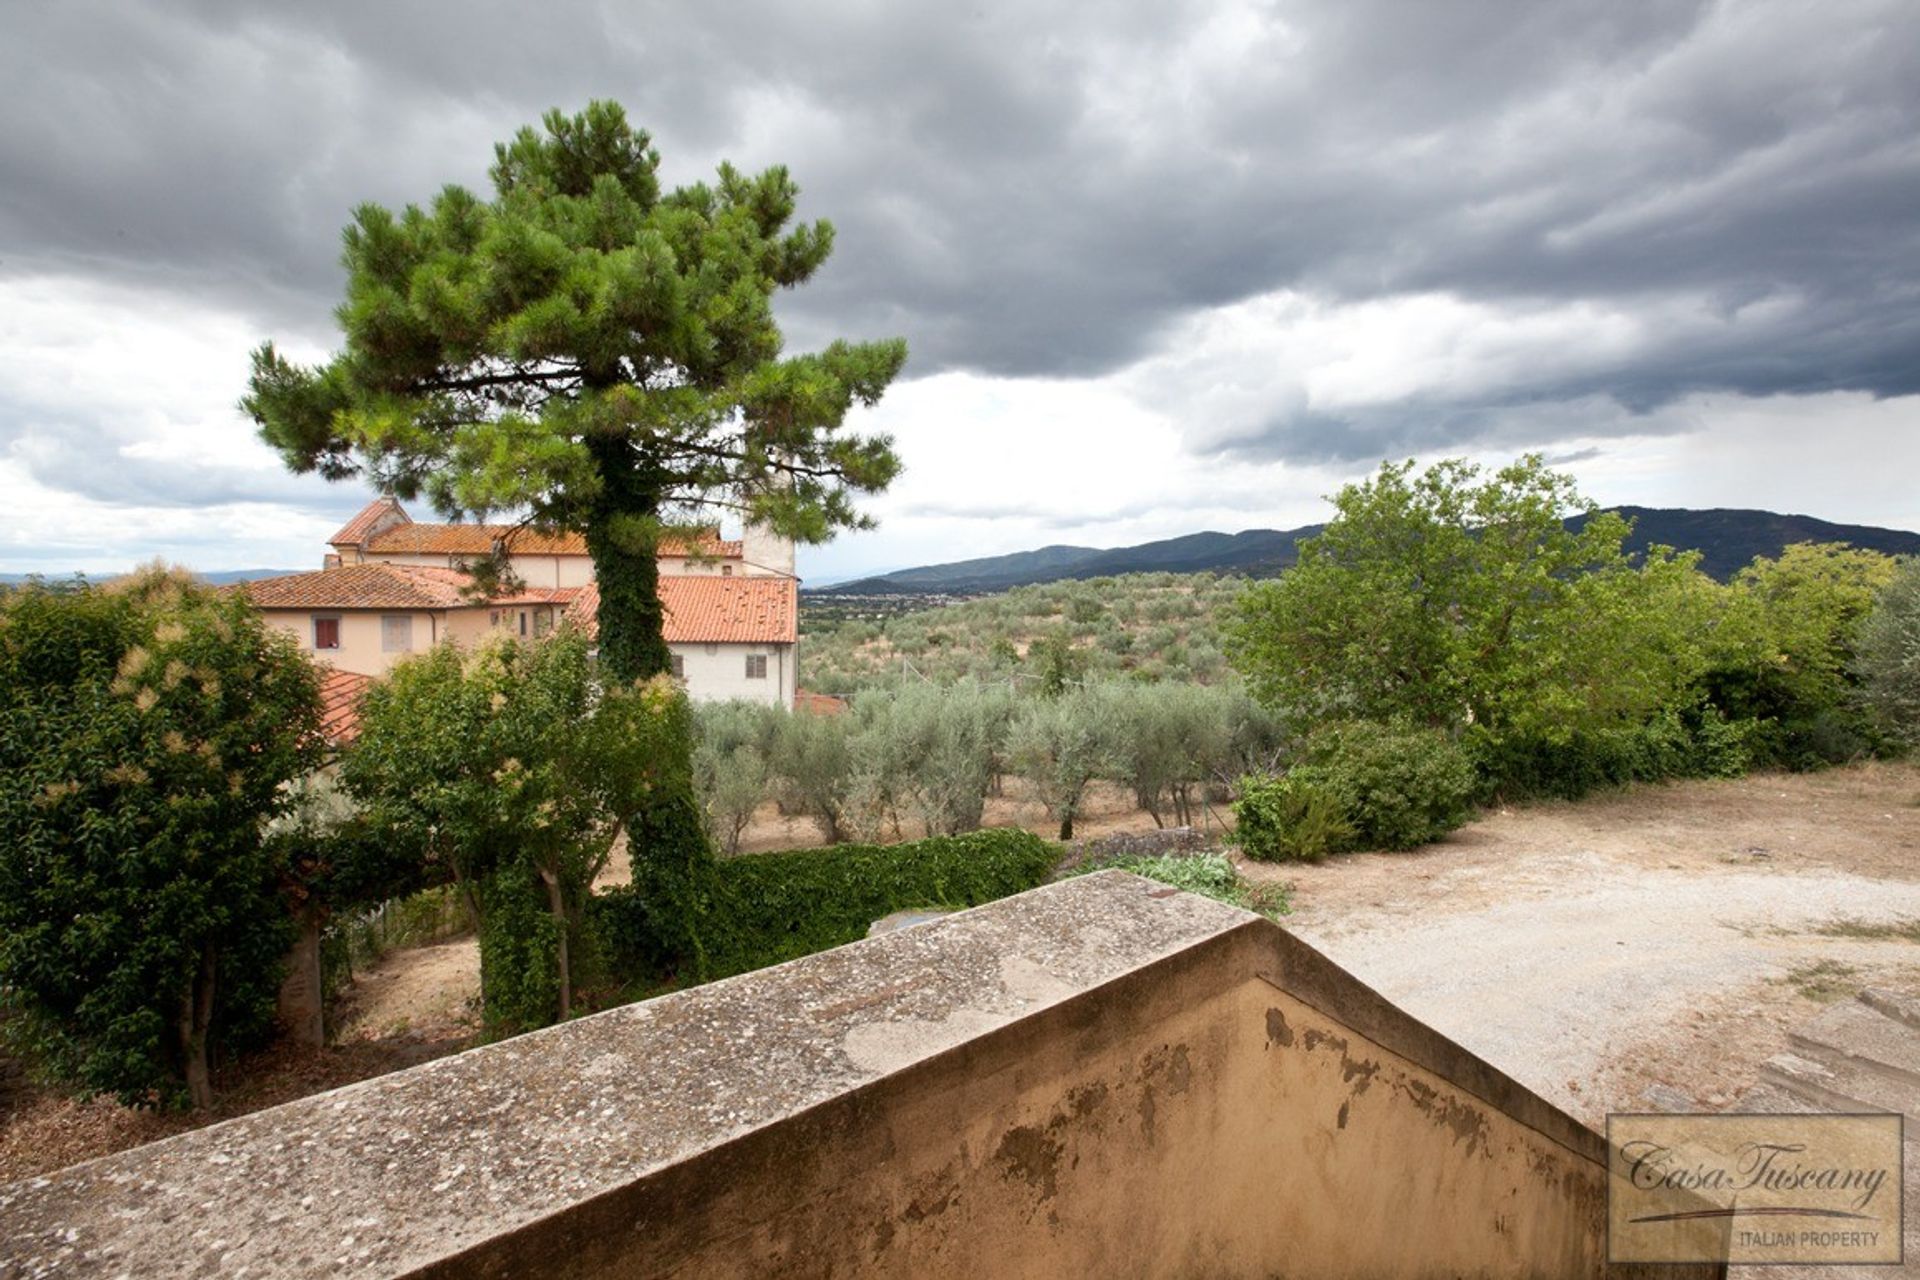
[
  {"x1": 1232, "y1": 774, "x2": 1353, "y2": 862},
  {"x1": 1074, "y1": 852, "x2": 1289, "y2": 920},
  {"x1": 1467, "y1": 700, "x2": 1768, "y2": 802},
  {"x1": 0, "y1": 569, "x2": 323, "y2": 1108},
  {"x1": 1289, "y1": 721, "x2": 1477, "y2": 851},
  {"x1": 593, "y1": 828, "x2": 1060, "y2": 983},
  {"x1": 1856, "y1": 556, "x2": 1920, "y2": 747},
  {"x1": 345, "y1": 632, "x2": 709, "y2": 1035}
]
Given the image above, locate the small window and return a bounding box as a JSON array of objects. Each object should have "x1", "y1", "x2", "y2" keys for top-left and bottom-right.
[
  {"x1": 670, "y1": 653, "x2": 685, "y2": 680},
  {"x1": 745, "y1": 654, "x2": 768, "y2": 680},
  {"x1": 313, "y1": 616, "x2": 341, "y2": 650},
  {"x1": 519, "y1": 611, "x2": 528, "y2": 637},
  {"x1": 721, "y1": 564, "x2": 733, "y2": 577},
  {"x1": 381, "y1": 615, "x2": 414, "y2": 653},
  {"x1": 489, "y1": 609, "x2": 506, "y2": 628}
]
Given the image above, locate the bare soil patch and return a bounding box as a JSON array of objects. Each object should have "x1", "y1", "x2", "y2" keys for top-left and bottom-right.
[
  {"x1": 330, "y1": 938, "x2": 481, "y2": 1044},
  {"x1": 1237, "y1": 761, "x2": 1920, "y2": 1124},
  {"x1": 0, "y1": 1031, "x2": 472, "y2": 1184},
  {"x1": 0, "y1": 941, "x2": 481, "y2": 1183}
]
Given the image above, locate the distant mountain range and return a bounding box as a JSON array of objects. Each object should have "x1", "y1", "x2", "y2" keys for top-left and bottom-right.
[
  {"x1": 0, "y1": 568, "x2": 300, "y2": 587},
  {"x1": 815, "y1": 507, "x2": 1920, "y2": 595}
]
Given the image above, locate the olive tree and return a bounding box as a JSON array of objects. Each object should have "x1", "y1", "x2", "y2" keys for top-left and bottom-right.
[{"x1": 1009, "y1": 688, "x2": 1119, "y2": 840}]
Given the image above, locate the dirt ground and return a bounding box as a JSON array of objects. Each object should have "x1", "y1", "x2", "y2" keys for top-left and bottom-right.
[
  {"x1": 329, "y1": 939, "x2": 481, "y2": 1044},
  {"x1": 0, "y1": 944, "x2": 481, "y2": 1184},
  {"x1": 0, "y1": 1031, "x2": 471, "y2": 1185},
  {"x1": 4, "y1": 760, "x2": 1916, "y2": 1183},
  {"x1": 1238, "y1": 759, "x2": 1920, "y2": 1125}
]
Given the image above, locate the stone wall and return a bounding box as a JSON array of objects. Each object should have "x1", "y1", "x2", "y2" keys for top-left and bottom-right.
[{"x1": 0, "y1": 874, "x2": 1720, "y2": 1278}]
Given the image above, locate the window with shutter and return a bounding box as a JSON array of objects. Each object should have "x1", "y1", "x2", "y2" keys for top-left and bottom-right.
[
  {"x1": 381, "y1": 615, "x2": 414, "y2": 653},
  {"x1": 313, "y1": 616, "x2": 341, "y2": 650}
]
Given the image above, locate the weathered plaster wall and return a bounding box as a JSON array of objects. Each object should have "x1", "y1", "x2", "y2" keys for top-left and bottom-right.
[
  {"x1": 260, "y1": 608, "x2": 443, "y2": 677},
  {"x1": 0, "y1": 876, "x2": 1716, "y2": 1279}
]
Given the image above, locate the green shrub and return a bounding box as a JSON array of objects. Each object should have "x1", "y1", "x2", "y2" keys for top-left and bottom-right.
[
  {"x1": 1467, "y1": 701, "x2": 1768, "y2": 803},
  {"x1": 1076, "y1": 852, "x2": 1289, "y2": 919},
  {"x1": 592, "y1": 828, "x2": 1060, "y2": 985},
  {"x1": 0, "y1": 570, "x2": 323, "y2": 1108},
  {"x1": 1857, "y1": 556, "x2": 1920, "y2": 746},
  {"x1": 1290, "y1": 721, "x2": 1476, "y2": 851},
  {"x1": 1232, "y1": 774, "x2": 1353, "y2": 862}
]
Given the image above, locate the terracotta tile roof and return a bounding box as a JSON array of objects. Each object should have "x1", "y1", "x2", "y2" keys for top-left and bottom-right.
[
  {"x1": 361, "y1": 521, "x2": 741, "y2": 560},
  {"x1": 328, "y1": 497, "x2": 411, "y2": 547},
  {"x1": 360, "y1": 521, "x2": 741, "y2": 560},
  {"x1": 246, "y1": 559, "x2": 790, "y2": 644},
  {"x1": 661, "y1": 576, "x2": 798, "y2": 644},
  {"x1": 318, "y1": 668, "x2": 372, "y2": 744},
  {"x1": 564, "y1": 576, "x2": 797, "y2": 645},
  {"x1": 489, "y1": 586, "x2": 584, "y2": 607},
  {"x1": 364, "y1": 522, "x2": 590, "y2": 556},
  {"x1": 660, "y1": 534, "x2": 745, "y2": 560},
  {"x1": 566, "y1": 582, "x2": 601, "y2": 640},
  {"x1": 243, "y1": 563, "x2": 477, "y2": 610},
  {"x1": 328, "y1": 496, "x2": 740, "y2": 559}
]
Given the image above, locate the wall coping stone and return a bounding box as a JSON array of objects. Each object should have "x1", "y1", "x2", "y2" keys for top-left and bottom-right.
[{"x1": 0, "y1": 872, "x2": 1604, "y2": 1278}]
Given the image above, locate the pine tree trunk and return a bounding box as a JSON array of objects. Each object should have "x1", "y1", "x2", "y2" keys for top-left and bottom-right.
[{"x1": 585, "y1": 436, "x2": 672, "y2": 683}]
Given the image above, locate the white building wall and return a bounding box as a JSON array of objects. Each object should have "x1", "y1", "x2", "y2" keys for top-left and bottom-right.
[
  {"x1": 670, "y1": 642, "x2": 797, "y2": 707},
  {"x1": 659, "y1": 556, "x2": 741, "y2": 578},
  {"x1": 740, "y1": 523, "x2": 795, "y2": 578}
]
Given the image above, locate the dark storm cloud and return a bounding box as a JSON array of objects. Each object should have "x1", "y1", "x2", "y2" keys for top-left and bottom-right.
[{"x1": 3, "y1": 0, "x2": 1917, "y2": 467}]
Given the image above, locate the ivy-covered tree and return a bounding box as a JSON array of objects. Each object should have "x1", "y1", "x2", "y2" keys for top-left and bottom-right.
[
  {"x1": 0, "y1": 570, "x2": 323, "y2": 1108},
  {"x1": 343, "y1": 628, "x2": 695, "y2": 1033},
  {"x1": 243, "y1": 101, "x2": 906, "y2": 682}
]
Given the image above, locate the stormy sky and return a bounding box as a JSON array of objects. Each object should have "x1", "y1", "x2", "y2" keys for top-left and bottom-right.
[{"x1": 3, "y1": 0, "x2": 1917, "y2": 580}]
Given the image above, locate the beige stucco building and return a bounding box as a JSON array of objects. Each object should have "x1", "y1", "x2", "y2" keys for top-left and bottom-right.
[{"x1": 247, "y1": 498, "x2": 799, "y2": 706}]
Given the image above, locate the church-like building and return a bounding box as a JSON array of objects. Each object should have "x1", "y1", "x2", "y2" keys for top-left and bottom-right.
[{"x1": 245, "y1": 497, "x2": 799, "y2": 707}]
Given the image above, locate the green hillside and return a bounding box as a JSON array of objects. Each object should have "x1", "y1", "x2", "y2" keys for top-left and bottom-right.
[{"x1": 799, "y1": 572, "x2": 1240, "y2": 695}]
